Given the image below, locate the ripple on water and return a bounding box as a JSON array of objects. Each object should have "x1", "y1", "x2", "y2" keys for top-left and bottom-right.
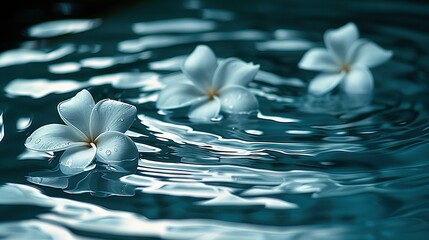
[
  {"x1": 2, "y1": 1, "x2": 429, "y2": 239},
  {"x1": 132, "y1": 18, "x2": 217, "y2": 34},
  {"x1": 0, "y1": 45, "x2": 75, "y2": 68},
  {"x1": 0, "y1": 112, "x2": 4, "y2": 143},
  {"x1": 27, "y1": 19, "x2": 101, "y2": 38}
]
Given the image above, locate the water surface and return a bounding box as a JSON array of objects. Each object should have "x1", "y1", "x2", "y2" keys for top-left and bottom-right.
[{"x1": 1, "y1": 0, "x2": 429, "y2": 239}]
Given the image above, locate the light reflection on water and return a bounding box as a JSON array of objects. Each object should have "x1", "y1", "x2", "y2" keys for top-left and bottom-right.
[
  {"x1": 1, "y1": 0, "x2": 429, "y2": 239},
  {"x1": 0, "y1": 45, "x2": 75, "y2": 67},
  {"x1": 27, "y1": 19, "x2": 101, "y2": 38}
]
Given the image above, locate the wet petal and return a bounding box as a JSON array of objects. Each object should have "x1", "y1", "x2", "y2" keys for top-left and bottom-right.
[
  {"x1": 59, "y1": 145, "x2": 96, "y2": 175},
  {"x1": 25, "y1": 124, "x2": 86, "y2": 151},
  {"x1": 298, "y1": 48, "x2": 339, "y2": 71},
  {"x1": 181, "y1": 45, "x2": 218, "y2": 91},
  {"x1": 341, "y1": 68, "x2": 373, "y2": 94},
  {"x1": 308, "y1": 72, "x2": 345, "y2": 96},
  {"x1": 212, "y1": 58, "x2": 259, "y2": 89},
  {"x1": 219, "y1": 86, "x2": 258, "y2": 113},
  {"x1": 95, "y1": 131, "x2": 139, "y2": 165},
  {"x1": 348, "y1": 40, "x2": 393, "y2": 68},
  {"x1": 57, "y1": 89, "x2": 95, "y2": 138},
  {"x1": 188, "y1": 97, "x2": 220, "y2": 120},
  {"x1": 324, "y1": 22, "x2": 359, "y2": 61},
  {"x1": 156, "y1": 83, "x2": 205, "y2": 109},
  {"x1": 90, "y1": 100, "x2": 137, "y2": 138}
]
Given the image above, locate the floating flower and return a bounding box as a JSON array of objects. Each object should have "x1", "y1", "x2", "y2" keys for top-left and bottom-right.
[
  {"x1": 299, "y1": 23, "x2": 392, "y2": 96},
  {"x1": 156, "y1": 45, "x2": 259, "y2": 121},
  {"x1": 25, "y1": 89, "x2": 138, "y2": 175}
]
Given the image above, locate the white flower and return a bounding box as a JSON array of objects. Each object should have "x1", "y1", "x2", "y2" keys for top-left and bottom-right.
[
  {"x1": 156, "y1": 45, "x2": 260, "y2": 120},
  {"x1": 299, "y1": 22, "x2": 393, "y2": 96},
  {"x1": 24, "y1": 89, "x2": 139, "y2": 175}
]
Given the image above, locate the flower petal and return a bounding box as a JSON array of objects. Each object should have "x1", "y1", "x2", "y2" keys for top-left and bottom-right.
[
  {"x1": 95, "y1": 131, "x2": 139, "y2": 168},
  {"x1": 59, "y1": 145, "x2": 96, "y2": 175},
  {"x1": 90, "y1": 100, "x2": 137, "y2": 138},
  {"x1": 298, "y1": 48, "x2": 339, "y2": 71},
  {"x1": 308, "y1": 72, "x2": 345, "y2": 96},
  {"x1": 348, "y1": 40, "x2": 393, "y2": 68},
  {"x1": 25, "y1": 124, "x2": 86, "y2": 151},
  {"x1": 341, "y1": 68, "x2": 373, "y2": 94},
  {"x1": 324, "y1": 22, "x2": 359, "y2": 62},
  {"x1": 156, "y1": 83, "x2": 205, "y2": 110},
  {"x1": 219, "y1": 86, "x2": 258, "y2": 114},
  {"x1": 188, "y1": 97, "x2": 220, "y2": 120},
  {"x1": 212, "y1": 58, "x2": 259, "y2": 89},
  {"x1": 181, "y1": 45, "x2": 218, "y2": 91},
  {"x1": 57, "y1": 89, "x2": 95, "y2": 139}
]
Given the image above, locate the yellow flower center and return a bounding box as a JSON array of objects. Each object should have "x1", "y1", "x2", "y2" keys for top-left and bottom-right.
[
  {"x1": 89, "y1": 142, "x2": 96, "y2": 149},
  {"x1": 340, "y1": 63, "x2": 350, "y2": 73},
  {"x1": 86, "y1": 142, "x2": 97, "y2": 149},
  {"x1": 206, "y1": 89, "x2": 219, "y2": 100}
]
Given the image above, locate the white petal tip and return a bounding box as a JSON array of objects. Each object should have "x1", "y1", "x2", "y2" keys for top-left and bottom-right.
[
  {"x1": 195, "y1": 44, "x2": 212, "y2": 51},
  {"x1": 386, "y1": 50, "x2": 394, "y2": 58}
]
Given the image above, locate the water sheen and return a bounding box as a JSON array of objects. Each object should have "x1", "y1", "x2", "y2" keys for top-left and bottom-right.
[{"x1": 1, "y1": 0, "x2": 429, "y2": 239}]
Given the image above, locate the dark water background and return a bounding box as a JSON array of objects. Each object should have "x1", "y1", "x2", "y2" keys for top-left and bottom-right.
[{"x1": 1, "y1": 0, "x2": 429, "y2": 239}]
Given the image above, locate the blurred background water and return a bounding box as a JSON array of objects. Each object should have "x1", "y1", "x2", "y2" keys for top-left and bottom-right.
[{"x1": 1, "y1": 0, "x2": 429, "y2": 239}]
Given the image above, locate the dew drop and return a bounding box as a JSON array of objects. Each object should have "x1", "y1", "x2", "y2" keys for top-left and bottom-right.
[
  {"x1": 35, "y1": 138, "x2": 41, "y2": 144},
  {"x1": 30, "y1": 177, "x2": 42, "y2": 184},
  {"x1": 25, "y1": 137, "x2": 32, "y2": 144},
  {"x1": 65, "y1": 159, "x2": 72, "y2": 167},
  {"x1": 120, "y1": 118, "x2": 124, "y2": 122},
  {"x1": 106, "y1": 127, "x2": 110, "y2": 131},
  {"x1": 106, "y1": 150, "x2": 111, "y2": 156},
  {"x1": 114, "y1": 148, "x2": 118, "y2": 152}
]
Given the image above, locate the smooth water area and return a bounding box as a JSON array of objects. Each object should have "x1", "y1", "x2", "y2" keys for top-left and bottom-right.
[{"x1": 1, "y1": 0, "x2": 429, "y2": 239}]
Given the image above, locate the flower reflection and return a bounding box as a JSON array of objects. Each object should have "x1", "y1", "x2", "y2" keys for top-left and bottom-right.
[
  {"x1": 25, "y1": 89, "x2": 139, "y2": 175},
  {"x1": 299, "y1": 23, "x2": 392, "y2": 97},
  {"x1": 27, "y1": 168, "x2": 136, "y2": 197},
  {"x1": 156, "y1": 45, "x2": 259, "y2": 121}
]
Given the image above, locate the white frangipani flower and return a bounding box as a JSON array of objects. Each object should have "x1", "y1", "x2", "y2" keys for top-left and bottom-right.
[
  {"x1": 156, "y1": 45, "x2": 260, "y2": 120},
  {"x1": 299, "y1": 22, "x2": 393, "y2": 96},
  {"x1": 25, "y1": 89, "x2": 138, "y2": 175}
]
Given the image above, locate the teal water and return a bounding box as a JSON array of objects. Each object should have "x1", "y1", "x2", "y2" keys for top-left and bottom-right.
[{"x1": 1, "y1": 0, "x2": 429, "y2": 239}]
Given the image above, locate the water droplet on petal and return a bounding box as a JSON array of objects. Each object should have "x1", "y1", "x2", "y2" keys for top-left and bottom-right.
[
  {"x1": 25, "y1": 137, "x2": 32, "y2": 143},
  {"x1": 106, "y1": 127, "x2": 110, "y2": 131},
  {"x1": 30, "y1": 177, "x2": 42, "y2": 184},
  {"x1": 120, "y1": 118, "x2": 124, "y2": 122},
  {"x1": 35, "y1": 138, "x2": 41, "y2": 144},
  {"x1": 106, "y1": 150, "x2": 111, "y2": 156},
  {"x1": 65, "y1": 159, "x2": 72, "y2": 167},
  {"x1": 114, "y1": 148, "x2": 118, "y2": 152}
]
